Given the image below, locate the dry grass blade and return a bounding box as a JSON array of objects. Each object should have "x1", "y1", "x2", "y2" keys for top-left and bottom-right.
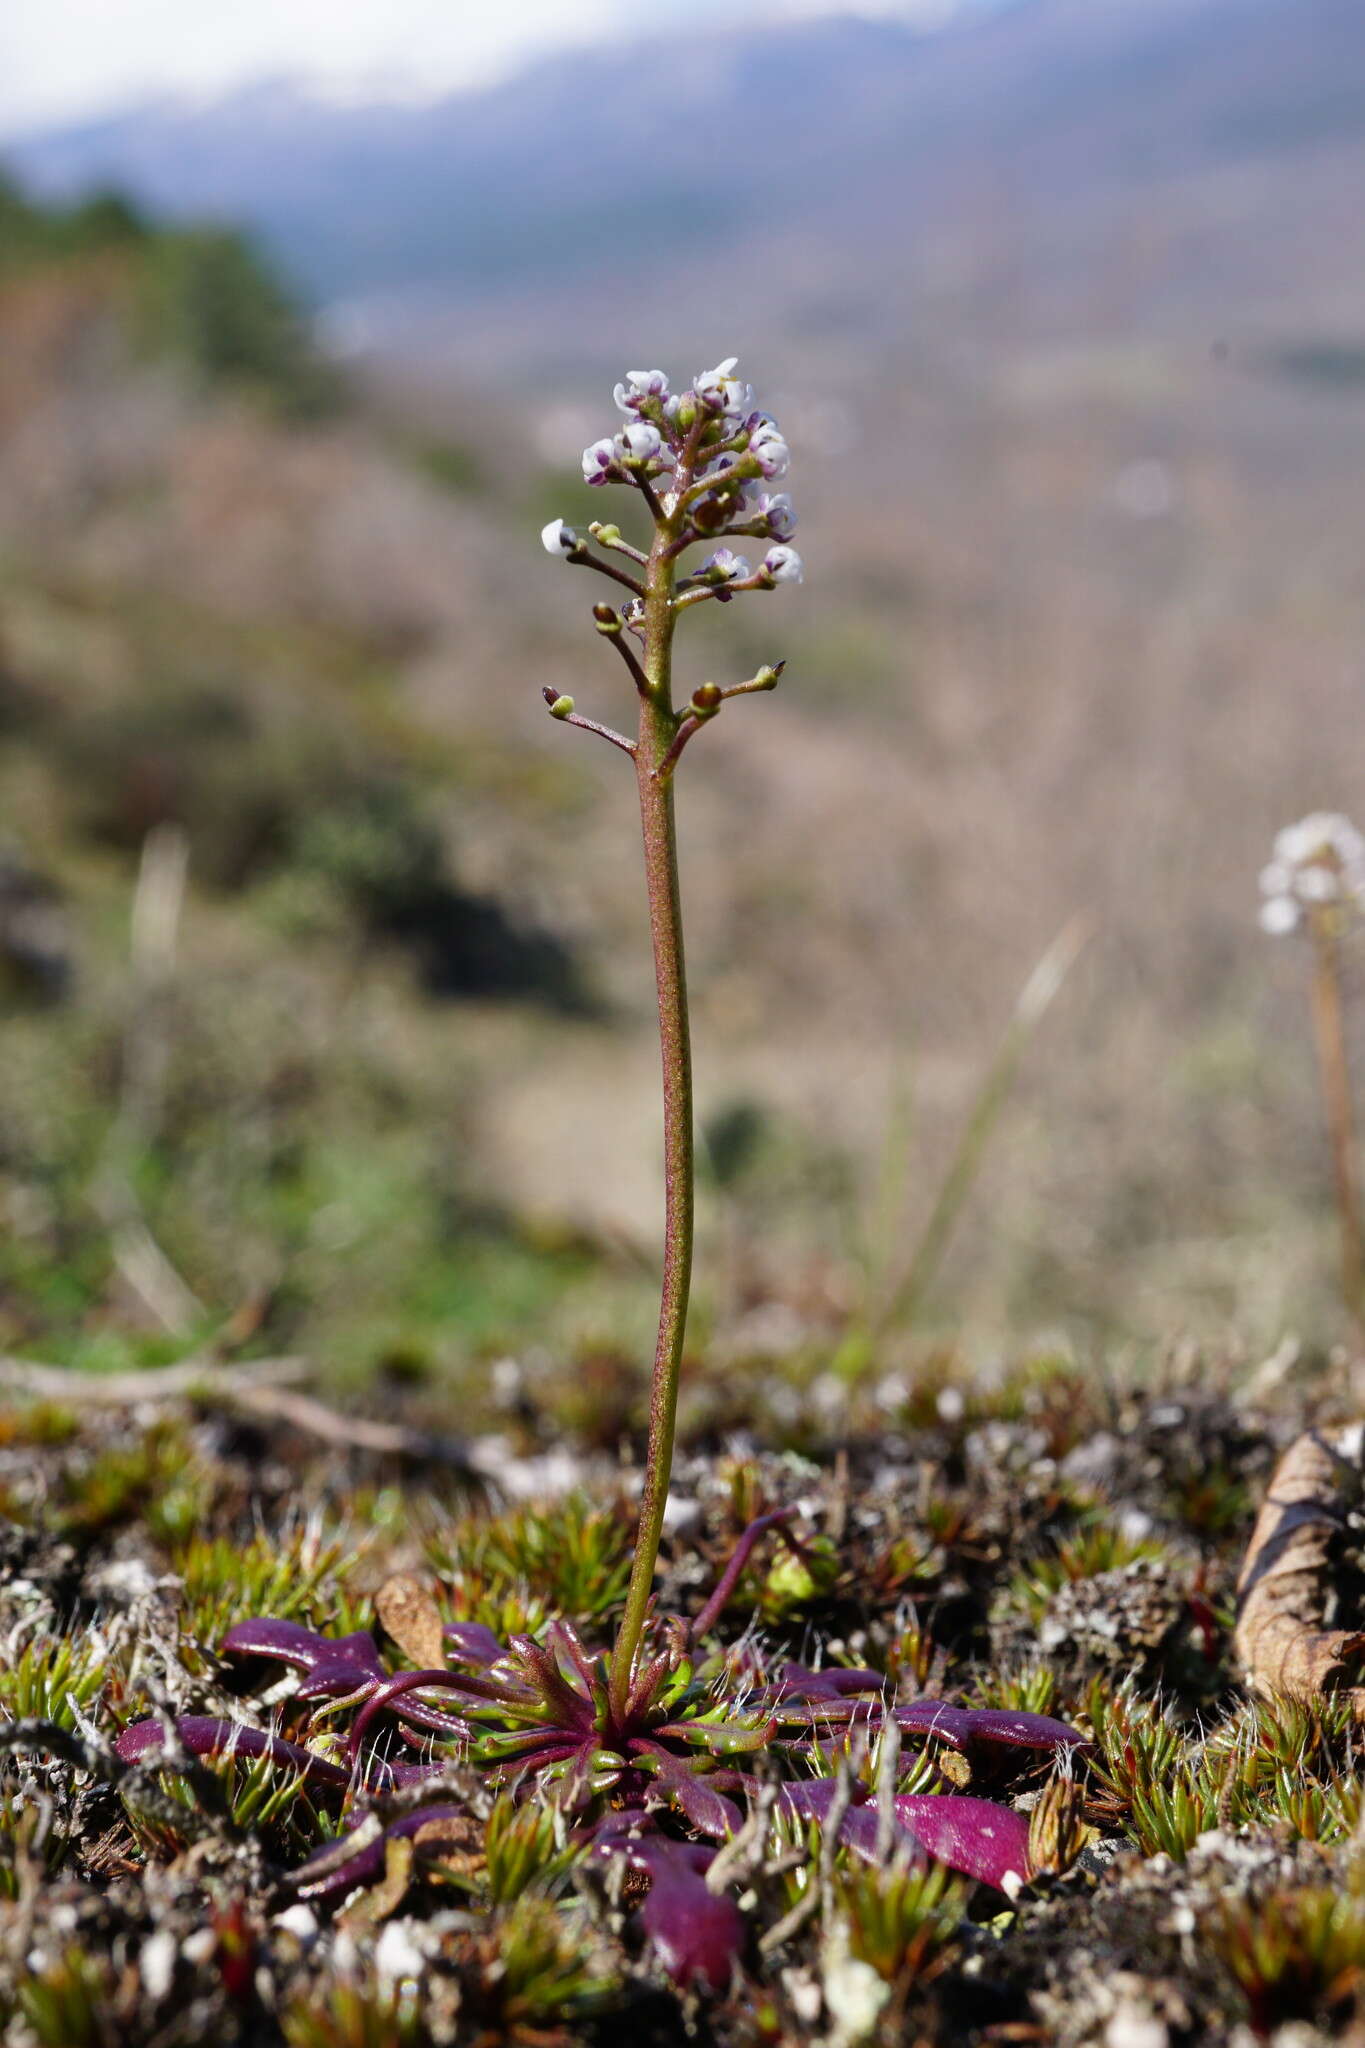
[{"x1": 873, "y1": 913, "x2": 1091, "y2": 1337}]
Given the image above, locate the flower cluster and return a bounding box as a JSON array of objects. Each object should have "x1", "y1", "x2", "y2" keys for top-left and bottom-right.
[
  {"x1": 543, "y1": 358, "x2": 802, "y2": 590},
  {"x1": 1259, "y1": 813, "x2": 1365, "y2": 935}
]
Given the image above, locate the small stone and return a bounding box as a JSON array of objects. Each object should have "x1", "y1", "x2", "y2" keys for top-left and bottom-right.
[
  {"x1": 376, "y1": 1919, "x2": 427, "y2": 1987},
  {"x1": 139, "y1": 1929, "x2": 178, "y2": 2002}
]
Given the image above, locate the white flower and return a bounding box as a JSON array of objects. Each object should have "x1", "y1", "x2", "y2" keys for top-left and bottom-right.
[
  {"x1": 695, "y1": 355, "x2": 753, "y2": 421},
  {"x1": 613, "y1": 369, "x2": 669, "y2": 413},
  {"x1": 756, "y1": 491, "x2": 797, "y2": 539},
  {"x1": 581, "y1": 437, "x2": 616, "y2": 486},
  {"x1": 1260, "y1": 896, "x2": 1300, "y2": 936},
  {"x1": 614, "y1": 421, "x2": 663, "y2": 464},
  {"x1": 749, "y1": 420, "x2": 791, "y2": 480},
  {"x1": 1299, "y1": 865, "x2": 1340, "y2": 904},
  {"x1": 1260, "y1": 810, "x2": 1365, "y2": 932},
  {"x1": 541, "y1": 518, "x2": 579, "y2": 555},
  {"x1": 763, "y1": 543, "x2": 803, "y2": 584}
]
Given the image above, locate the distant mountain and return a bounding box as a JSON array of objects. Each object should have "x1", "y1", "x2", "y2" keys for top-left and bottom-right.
[
  {"x1": 5, "y1": 0, "x2": 1365, "y2": 410},
  {"x1": 8, "y1": 0, "x2": 1364, "y2": 332}
]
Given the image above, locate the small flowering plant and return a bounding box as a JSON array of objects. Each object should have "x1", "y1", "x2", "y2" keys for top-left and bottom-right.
[
  {"x1": 1259, "y1": 813, "x2": 1365, "y2": 937},
  {"x1": 1261, "y1": 811, "x2": 1365, "y2": 1329},
  {"x1": 106, "y1": 361, "x2": 1087, "y2": 1991}
]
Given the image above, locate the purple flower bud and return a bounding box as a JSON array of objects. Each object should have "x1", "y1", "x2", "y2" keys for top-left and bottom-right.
[
  {"x1": 582, "y1": 438, "x2": 617, "y2": 486},
  {"x1": 756, "y1": 492, "x2": 797, "y2": 539},
  {"x1": 695, "y1": 356, "x2": 753, "y2": 422},
  {"x1": 763, "y1": 544, "x2": 803, "y2": 584},
  {"x1": 613, "y1": 370, "x2": 670, "y2": 414},
  {"x1": 750, "y1": 423, "x2": 791, "y2": 481},
  {"x1": 614, "y1": 421, "x2": 663, "y2": 465},
  {"x1": 541, "y1": 518, "x2": 579, "y2": 555}
]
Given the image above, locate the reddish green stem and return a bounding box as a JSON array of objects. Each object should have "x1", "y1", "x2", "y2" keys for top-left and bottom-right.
[{"x1": 610, "y1": 509, "x2": 693, "y2": 1720}]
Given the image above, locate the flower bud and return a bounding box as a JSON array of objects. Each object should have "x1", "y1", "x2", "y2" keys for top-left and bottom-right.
[
  {"x1": 756, "y1": 492, "x2": 797, "y2": 540},
  {"x1": 763, "y1": 544, "x2": 803, "y2": 585},
  {"x1": 749, "y1": 424, "x2": 791, "y2": 481},
  {"x1": 613, "y1": 369, "x2": 670, "y2": 414},
  {"x1": 615, "y1": 421, "x2": 663, "y2": 465},
  {"x1": 547, "y1": 694, "x2": 575, "y2": 720},
  {"x1": 592, "y1": 602, "x2": 620, "y2": 632},
  {"x1": 541, "y1": 518, "x2": 579, "y2": 555},
  {"x1": 691, "y1": 683, "x2": 722, "y2": 712},
  {"x1": 582, "y1": 438, "x2": 617, "y2": 486}
]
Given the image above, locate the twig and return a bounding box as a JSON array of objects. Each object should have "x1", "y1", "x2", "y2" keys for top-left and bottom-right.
[
  {"x1": 0, "y1": 1353, "x2": 307, "y2": 1403},
  {"x1": 230, "y1": 1383, "x2": 471, "y2": 1468},
  {"x1": 541, "y1": 689, "x2": 637, "y2": 757}
]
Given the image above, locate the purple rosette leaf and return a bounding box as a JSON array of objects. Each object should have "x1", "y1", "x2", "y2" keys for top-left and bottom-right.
[
  {"x1": 220, "y1": 1620, "x2": 385, "y2": 1695},
  {"x1": 641, "y1": 1866, "x2": 745, "y2": 1994},
  {"x1": 893, "y1": 1699, "x2": 1088, "y2": 1754},
  {"x1": 773, "y1": 1663, "x2": 884, "y2": 1703},
  {"x1": 890, "y1": 1701, "x2": 977, "y2": 1750},
  {"x1": 444, "y1": 1620, "x2": 508, "y2": 1667},
  {"x1": 114, "y1": 1716, "x2": 352, "y2": 1788},
  {"x1": 777, "y1": 1777, "x2": 870, "y2": 1824},
  {"x1": 953, "y1": 1707, "x2": 1089, "y2": 1752},
  {"x1": 891, "y1": 1793, "x2": 1032, "y2": 1893},
  {"x1": 649, "y1": 1767, "x2": 743, "y2": 1841}
]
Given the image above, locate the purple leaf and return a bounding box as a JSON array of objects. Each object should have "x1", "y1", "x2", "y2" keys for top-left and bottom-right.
[
  {"x1": 114, "y1": 1715, "x2": 352, "y2": 1788},
  {"x1": 443, "y1": 1620, "x2": 507, "y2": 1666},
  {"x1": 875, "y1": 1794, "x2": 1031, "y2": 1893},
  {"x1": 598, "y1": 1833, "x2": 745, "y2": 1994},
  {"x1": 220, "y1": 1620, "x2": 385, "y2": 1692},
  {"x1": 952, "y1": 1706, "x2": 1089, "y2": 1752},
  {"x1": 892, "y1": 1699, "x2": 1087, "y2": 1753},
  {"x1": 890, "y1": 1700, "x2": 978, "y2": 1749},
  {"x1": 777, "y1": 1777, "x2": 870, "y2": 1824},
  {"x1": 893, "y1": 1793, "x2": 1031, "y2": 1890},
  {"x1": 649, "y1": 1767, "x2": 743, "y2": 1842},
  {"x1": 772, "y1": 1663, "x2": 885, "y2": 1703}
]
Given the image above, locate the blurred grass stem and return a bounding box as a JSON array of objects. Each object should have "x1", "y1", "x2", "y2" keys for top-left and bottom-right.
[
  {"x1": 850, "y1": 916, "x2": 1088, "y2": 1360},
  {"x1": 1308, "y1": 915, "x2": 1364, "y2": 1334}
]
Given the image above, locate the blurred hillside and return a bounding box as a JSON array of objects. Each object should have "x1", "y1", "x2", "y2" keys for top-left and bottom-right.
[{"x1": 3, "y1": 0, "x2": 1365, "y2": 1391}]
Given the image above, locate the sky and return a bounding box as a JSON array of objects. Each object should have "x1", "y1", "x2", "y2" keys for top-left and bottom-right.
[{"x1": 0, "y1": 0, "x2": 970, "y2": 135}]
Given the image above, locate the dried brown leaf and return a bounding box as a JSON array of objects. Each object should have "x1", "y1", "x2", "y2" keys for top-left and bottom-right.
[
  {"x1": 376, "y1": 1572, "x2": 448, "y2": 1670},
  {"x1": 1234, "y1": 1427, "x2": 1365, "y2": 1712}
]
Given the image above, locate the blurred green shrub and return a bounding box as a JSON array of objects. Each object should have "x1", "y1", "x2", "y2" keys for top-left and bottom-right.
[
  {"x1": 0, "y1": 169, "x2": 337, "y2": 418},
  {"x1": 134, "y1": 227, "x2": 338, "y2": 418}
]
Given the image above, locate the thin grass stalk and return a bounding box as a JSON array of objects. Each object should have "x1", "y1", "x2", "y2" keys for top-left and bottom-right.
[
  {"x1": 1308, "y1": 913, "x2": 1364, "y2": 1334},
  {"x1": 871, "y1": 915, "x2": 1088, "y2": 1341}
]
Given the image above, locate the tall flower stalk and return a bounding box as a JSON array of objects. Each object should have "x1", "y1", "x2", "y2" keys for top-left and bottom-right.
[
  {"x1": 100, "y1": 363, "x2": 1091, "y2": 1988},
  {"x1": 1260, "y1": 812, "x2": 1365, "y2": 1332},
  {"x1": 541, "y1": 361, "x2": 801, "y2": 1707}
]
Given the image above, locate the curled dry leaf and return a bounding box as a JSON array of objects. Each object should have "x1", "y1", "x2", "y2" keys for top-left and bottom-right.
[
  {"x1": 1234, "y1": 1426, "x2": 1365, "y2": 1713},
  {"x1": 376, "y1": 1573, "x2": 448, "y2": 1671}
]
